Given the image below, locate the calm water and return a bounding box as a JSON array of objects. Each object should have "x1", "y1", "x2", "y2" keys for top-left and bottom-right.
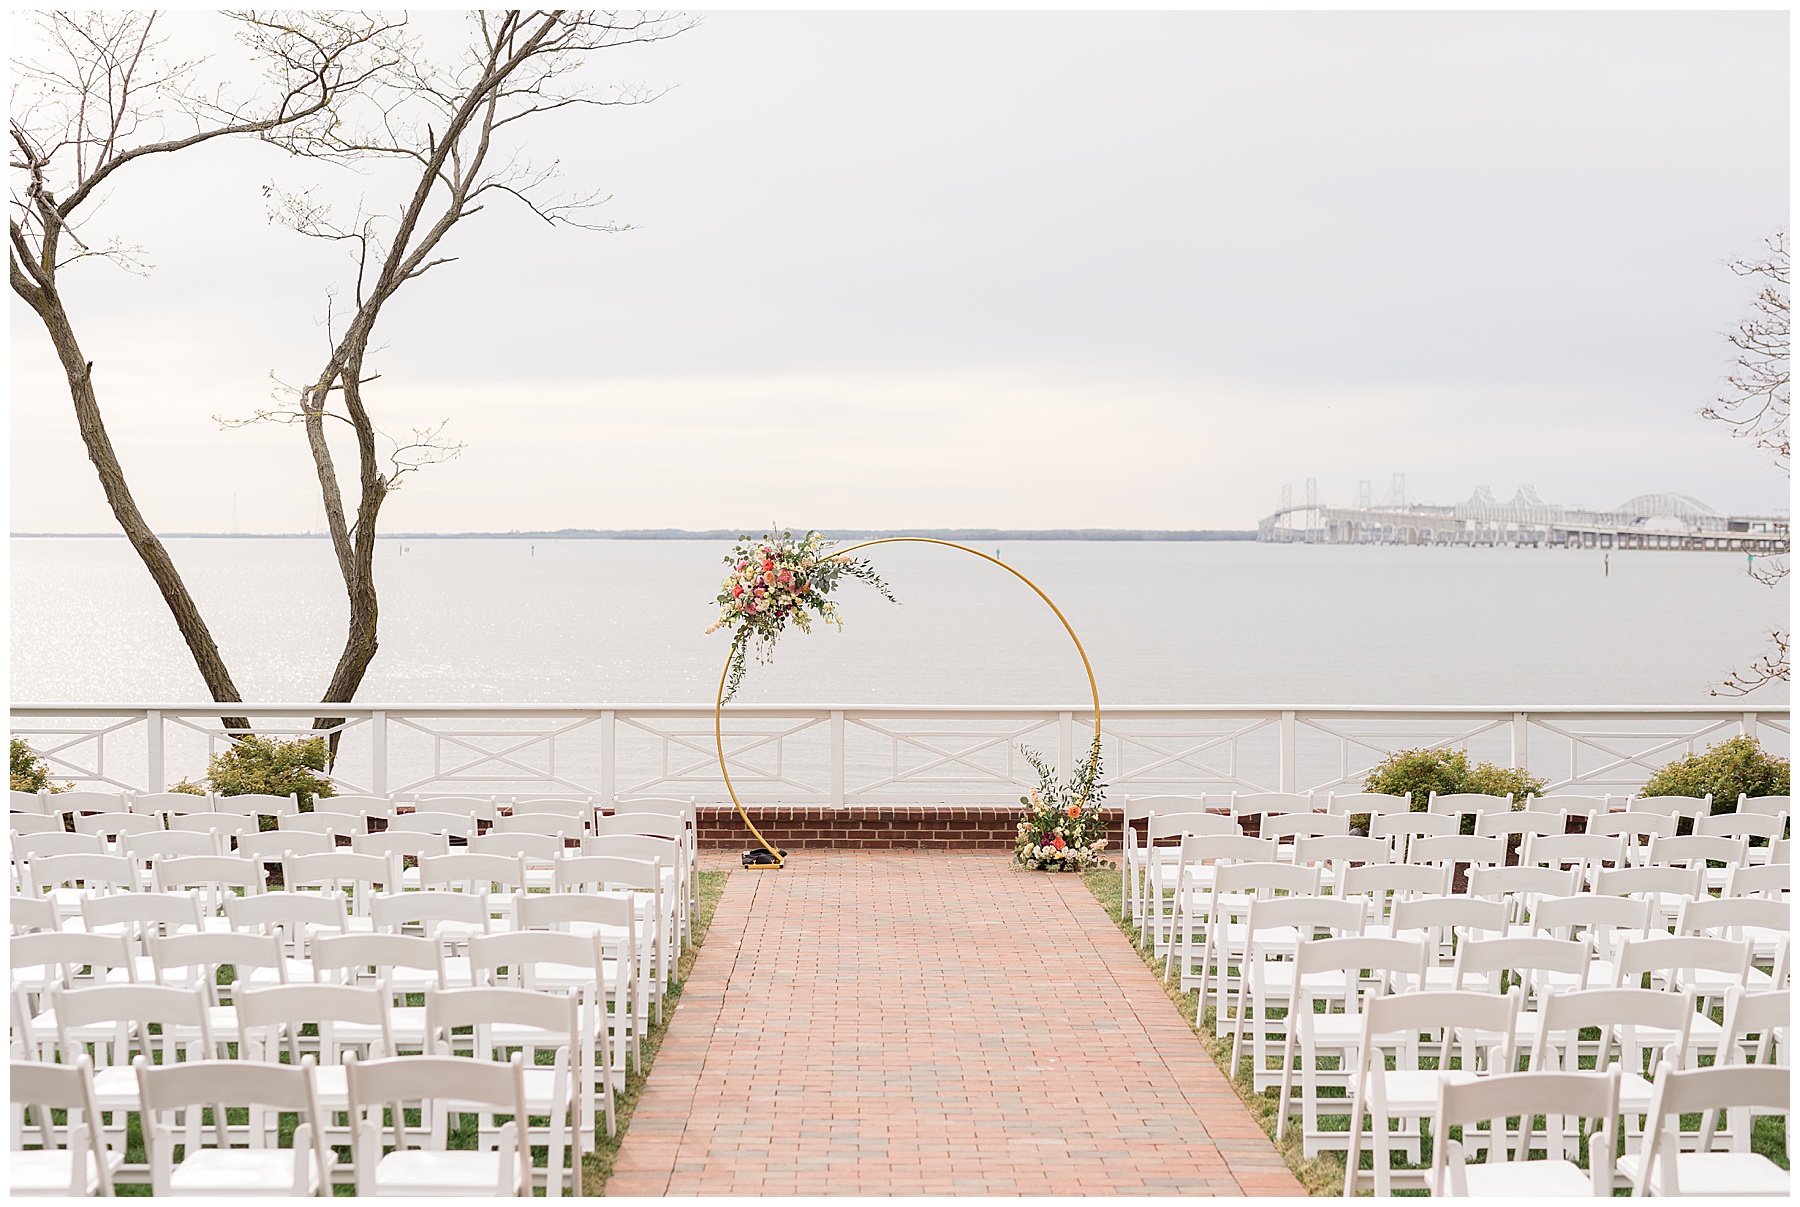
[{"x1": 9, "y1": 537, "x2": 1790, "y2": 706}]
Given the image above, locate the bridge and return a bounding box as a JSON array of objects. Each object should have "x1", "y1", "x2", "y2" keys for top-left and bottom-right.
[{"x1": 1258, "y1": 483, "x2": 1789, "y2": 552}]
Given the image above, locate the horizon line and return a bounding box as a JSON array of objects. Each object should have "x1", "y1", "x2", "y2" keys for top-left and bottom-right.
[{"x1": 10, "y1": 527, "x2": 1260, "y2": 541}]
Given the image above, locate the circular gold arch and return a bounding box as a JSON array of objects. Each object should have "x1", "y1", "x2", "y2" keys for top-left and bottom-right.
[{"x1": 714, "y1": 536, "x2": 1103, "y2": 868}]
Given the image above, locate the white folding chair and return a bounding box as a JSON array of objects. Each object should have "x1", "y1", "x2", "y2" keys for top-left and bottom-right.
[
  {"x1": 1273, "y1": 935, "x2": 1427, "y2": 1156},
  {"x1": 345, "y1": 1052, "x2": 531, "y2": 1197},
  {"x1": 52, "y1": 983, "x2": 216, "y2": 1143},
  {"x1": 9, "y1": 1054, "x2": 121, "y2": 1197},
  {"x1": 240, "y1": 830, "x2": 337, "y2": 863},
  {"x1": 1432, "y1": 1068, "x2": 1620, "y2": 1196},
  {"x1": 1675, "y1": 896, "x2": 1789, "y2": 978},
  {"x1": 1292, "y1": 833, "x2": 1390, "y2": 895},
  {"x1": 1118, "y1": 795, "x2": 1205, "y2": 919},
  {"x1": 130, "y1": 791, "x2": 209, "y2": 816},
  {"x1": 1147, "y1": 821, "x2": 1260, "y2": 958},
  {"x1": 310, "y1": 932, "x2": 446, "y2": 1049},
  {"x1": 1711, "y1": 985, "x2": 1790, "y2": 1154},
  {"x1": 1452, "y1": 935, "x2": 1594, "y2": 1050},
  {"x1": 388, "y1": 811, "x2": 481, "y2": 841},
  {"x1": 235, "y1": 981, "x2": 396, "y2": 1131},
  {"x1": 1725, "y1": 862, "x2": 1789, "y2": 900},
  {"x1": 1392, "y1": 894, "x2": 1508, "y2": 991},
  {"x1": 1627, "y1": 794, "x2": 1713, "y2": 827},
  {"x1": 13, "y1": 832, "x2": 107, "y2": 860},
  {"x1": 1527, "y1": 792, "x2": 1612, "y2": 816},
  {"x1": 1427, "y1": 791, "x2": 1512, "y2": 823},
  {"x1": 471, "y1": 832, "x2": 567, "y2": 890},
  {"x1": 1594, "y1": 863, "x2": 1707, "y2": 931},
  {"x1": 9, "y1": 812, "x2": 65, "y2": 836},
  {"x1": 11, "y1": 893, "x2": 60, "y2": 934},
  {"x1": 1476, "y1": 809, "x2": 1568, "y2": 840},
  {"x1": 1371, "y1": 811, "x2": 1456, "y2": 863},
  {"x1": 406, "y1": 796, "x2": 499, "y2": 824},
  {"x1": 512, "y1": 892, "x2": 644, "y2": 1079},
  {"x1": 135, "y1": 1056, "x2": 331, "y2": 1196},
  {"x1": 1621, "y1": 1063, "x2": 1790, "y2": 1197},
  {"x1": 1323, "y1": 791, "x2": 1414, "y2": 818},
  {"x1": 1160, "y1": 837, "x2": 1280, "y2": 997},
  {"x1": 151, "y1": 854, "x2": 266, "y2": 921},
  {"x1": 149, "y1": 929, "x2": 290, "y2": 1041},
  {"x1": 464, "y1": 929, "x2": 616, "y2": 1137},
  {"x1": 1342, "y1": 988, "x2": 1522, "y2": 1196},
  {"x1": 1613, "y1": 934, "x2": 1754, "y2": 1022},
  {"x1": 1227, "y1": 791, "x2": 1315, "y2": 820},
  {"x1": 354, "y1": 830, "x2": 452, "y2": 890},
  {"x1": 312, "y1": 794, "x2": 394, "y2": 826},
  {"x1": 1231, "y1": 893, "x2": 1365, "y2": 1086},
  {"x1": 283, "y1": 852, "x2": 393, "y2": 931},
  {"x1": 1585, "y1": 810, "x2": 1678, "y2": 867},
  {"x1": 1339, "y1": 861, "x2": 1450, "y2": 938},
  {"x1": 1737, "y1": 794, "x2": 1791, "y2": 818},
  {"x1": 208, "y1": 792, "x2": 301, "y2": 818},
  {"x1": 555, "y1": 854, "x2": 670, "y2": 1020},
  {"x1": 72, "y1": 811, "x2": 162, "y2": 846},
  {"x1": 1530, "y1": 986, "x2": 1695, "y2": 1157},
  {"x1": 23, "y1": 853, "x2": 135, "y2": 924},
  {"x1": 425, "y1": 985, "x2": 587, "y2": 1193},
  {"x1": 1529, "y1": 892, "x2": 1654, "y2": 991},
  {"x1": 582, "y1": 833, "x2": 689, "y2": 952}
]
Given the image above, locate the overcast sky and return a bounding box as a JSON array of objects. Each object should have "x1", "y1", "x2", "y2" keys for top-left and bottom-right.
[{"x1": 9, "y1": 9, "x2": 1790, "y2": 533}]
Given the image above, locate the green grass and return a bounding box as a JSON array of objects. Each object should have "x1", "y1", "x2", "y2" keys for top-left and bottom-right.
[{"x1": 584, "y1": 867, "x2": 730, "y2": 1195}]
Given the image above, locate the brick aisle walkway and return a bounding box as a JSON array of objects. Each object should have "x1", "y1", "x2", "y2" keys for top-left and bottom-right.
[{"x1": 607, "y1": 853, "x2": 1301, "y2": 1196}]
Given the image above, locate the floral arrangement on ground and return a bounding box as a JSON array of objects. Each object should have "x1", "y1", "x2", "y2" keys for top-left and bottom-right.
[
  {"x1": 1013, "y1": 740, "x2": 1111, "y2": 871},
  {"x1": 708, "y1": 528, "x2": 895, "y2": 701}
]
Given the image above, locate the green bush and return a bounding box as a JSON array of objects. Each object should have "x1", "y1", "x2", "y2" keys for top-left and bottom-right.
[
  {"x1": 1639, "y1": 735, "x2": 1789, "y2": 814},
  {"x1": 1361, "y1": 747, "x2": 1547, "y2": 810},
  {"x1": 181, "y1": 735, "x2": 336, "y2": 809},
  {"x1": 10, "y1": 737, "x2": 68, "y2": 793}
]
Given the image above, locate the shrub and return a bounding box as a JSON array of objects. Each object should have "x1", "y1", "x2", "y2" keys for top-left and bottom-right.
[
  {"x1": 1639, "y1": 735, "x2": 1789, "y2": 813},
  {"x1": 184, "y1": 735, "x2": 336, "y2": 809},
  {"x1": 10, "y1": 737, "x2": 68, "y2": 793},
  {"x1": 1361, "y1": 747, "x2": 1547, "y2": 810}
]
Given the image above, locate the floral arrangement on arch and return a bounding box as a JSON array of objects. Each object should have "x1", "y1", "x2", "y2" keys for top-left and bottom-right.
[
  {"x1": 709, "y1": 528, "x2": 895, "y2": 701},
  {"x1": 1013, "y1": 739, "x2": 1110, "y2": 871}
]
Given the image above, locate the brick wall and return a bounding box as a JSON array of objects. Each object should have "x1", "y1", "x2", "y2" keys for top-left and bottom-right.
[{"x1": 697, "y1": 804, "x2": 1126, "y2": 852}]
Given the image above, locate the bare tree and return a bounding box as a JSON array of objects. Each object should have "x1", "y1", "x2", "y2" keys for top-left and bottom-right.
[
  {"x1": 224, "y1": 11, "x2": 691, "y2": 735},
  {"x1": 10, "y1": 11, "x2": 404, "y2": 732},
  {"x1": 1704, "y1": 230, "x2": 1789, "y2": 696}
]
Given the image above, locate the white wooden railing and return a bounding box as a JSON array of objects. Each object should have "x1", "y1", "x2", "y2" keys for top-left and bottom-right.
[{"x1": 10, "y1": 703, "x2": 1787, "y2": 805}]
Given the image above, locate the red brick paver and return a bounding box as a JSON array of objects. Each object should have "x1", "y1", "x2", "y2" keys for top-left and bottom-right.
[{"x1": 608, "y1": 852, "x2": 1301, "y2": 1196}]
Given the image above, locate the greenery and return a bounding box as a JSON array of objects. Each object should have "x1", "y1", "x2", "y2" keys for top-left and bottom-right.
[
  {"x1": 1639, "y1": 735, "x2": 1789, "y2": 813},
  {"x1": 9, "y1": 737, "x2": 68, "y2": 793},
  {"x1": 1013, "y1": 738, "x2": 1110, "y2": 871},
  {"x1": 176, "y1": 735, "x2": 337, "y2": 807},
  {"x1": 1362, "y1": 747, "x2": 1547, "y2": 811}
]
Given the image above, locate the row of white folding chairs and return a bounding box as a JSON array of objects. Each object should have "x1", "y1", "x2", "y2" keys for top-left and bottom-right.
[
  {"x1": 1182, "y1": 880, "x2": 1785, "y2": 1074},
  {"x1": 1134, "y1": 821, "x2": 1789, "y2": 955},
  {"x1": 12, "y1": 825, "x2": 693, "y2": 951},
  {"x1": 14, "y1": 842, "x2": 686, "y2": 1001},
  {"x1": 12, "y1": 902, "x2": 662, "y2": 1148},
  {"x1": 14, "y1": 1006, "x2": 594, "y2": 1195},
  {"x1": 1428, "y1": 1061, "x2": 1790, "y2": 1197},
  {"x1": 1119, "y1": 797, "x2": 1789, "y2": 926},
  {"x1": 1123, "y1": 789, "x2": 1789, "y2": 823},
  {"x1": 1262, "y1": 951, "x2": 1788, "y2": 1191},
  {"x1": 1164, "y1": 858, "x2": 1788, "y2": 1010},
  {"x1": 13, "y1": 858, "x2": 676, "y2": 1026}
]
